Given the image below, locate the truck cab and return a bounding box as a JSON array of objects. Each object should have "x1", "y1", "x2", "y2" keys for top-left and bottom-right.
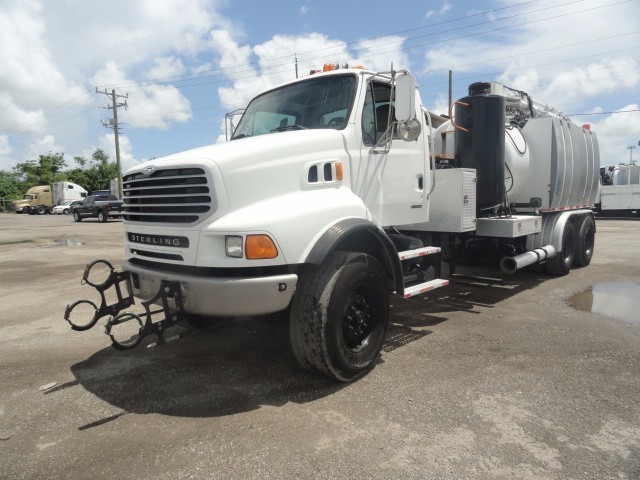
[{"x1": 122, "y1": 67, "x2": 430, "y2": 316}]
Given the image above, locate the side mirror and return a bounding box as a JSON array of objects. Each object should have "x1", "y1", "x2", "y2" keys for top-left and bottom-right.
[{"x1": 394, "y1": 73, "x2": 416, "y2": 123}]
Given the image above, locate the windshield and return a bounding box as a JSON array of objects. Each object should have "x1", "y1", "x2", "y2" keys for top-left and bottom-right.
[{"x1": 231, "y1": 74, "x2": 357, "y2": 140}]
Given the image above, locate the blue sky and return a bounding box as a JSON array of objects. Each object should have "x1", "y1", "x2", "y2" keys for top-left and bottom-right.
[{"x1": 1, "y1": 0, "x2": 639, "y2": 173}]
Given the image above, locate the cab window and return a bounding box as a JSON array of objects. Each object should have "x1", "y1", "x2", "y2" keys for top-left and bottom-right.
[{"x1": 361, "y1": 81, "x2": 393, "y2": 146}]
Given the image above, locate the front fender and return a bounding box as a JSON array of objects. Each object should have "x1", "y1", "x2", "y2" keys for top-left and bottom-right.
[{"x1": 305, "y1": 218, "x2": 404, "y2": 295}]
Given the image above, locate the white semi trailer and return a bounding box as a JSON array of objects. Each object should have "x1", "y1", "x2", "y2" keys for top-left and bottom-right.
[
  {"x1": 596, "y1": 163, "x2": 640, "y2": 216},
  {"x1": 66, "y1": 66, "x2": 599, "y2": 382}
]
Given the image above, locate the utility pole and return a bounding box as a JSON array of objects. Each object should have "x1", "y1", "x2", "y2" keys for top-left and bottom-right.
[
  {"x1": 96, "y1": 88, "x2": 128, "y2": 198},
  {"x1": 448, "y1": 70, "x2": 453, "y2": 114},
  {"x1": 628, "y1": 145, "x2": 637, "y2": 165}
]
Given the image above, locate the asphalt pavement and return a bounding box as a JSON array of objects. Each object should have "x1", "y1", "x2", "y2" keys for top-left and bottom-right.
[{"x1": 0, "y1": 213, "x2": 638, "y2": 479}]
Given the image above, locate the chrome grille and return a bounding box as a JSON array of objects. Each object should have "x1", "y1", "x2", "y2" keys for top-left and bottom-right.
[{"x1": 122, "y1": 167, "x2": 214, "y2": 224}]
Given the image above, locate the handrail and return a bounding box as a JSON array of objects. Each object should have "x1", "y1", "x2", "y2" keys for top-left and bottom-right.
[{"x1": 449, "y1": 100, "x2": 469, "y2": 133}]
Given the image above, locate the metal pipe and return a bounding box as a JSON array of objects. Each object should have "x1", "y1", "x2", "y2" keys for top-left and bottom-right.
[{"x1": 500, "y1": 245, "x2": 557, "y2": 274}]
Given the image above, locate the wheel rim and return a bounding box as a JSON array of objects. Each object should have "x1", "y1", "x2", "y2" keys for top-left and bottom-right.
[
  {"x1": 585, "y1": 228, "x2": 595, "y2": 257},
  {"x1": 341, "y1": 288, "x2": 376, "y2": 352}
]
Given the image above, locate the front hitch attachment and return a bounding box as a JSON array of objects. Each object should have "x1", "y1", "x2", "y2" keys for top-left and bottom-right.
[{"x1": 64, "y1": 259, "x2": 185, "y2": 350}]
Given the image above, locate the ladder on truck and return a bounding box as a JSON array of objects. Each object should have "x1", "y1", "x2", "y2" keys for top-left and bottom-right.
[{"x1": 397, "y1": 246, "x2": 449, "y2": 298}]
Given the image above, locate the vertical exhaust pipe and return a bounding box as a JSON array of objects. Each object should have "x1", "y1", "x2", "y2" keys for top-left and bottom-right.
[{"x1": 500, "y1": 245, "x2": 557, "y2": 274}]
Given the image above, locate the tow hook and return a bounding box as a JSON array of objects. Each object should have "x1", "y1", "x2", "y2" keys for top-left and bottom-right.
[{"x1": 64, "y1": 259, "x2": 185, "y2": 350}]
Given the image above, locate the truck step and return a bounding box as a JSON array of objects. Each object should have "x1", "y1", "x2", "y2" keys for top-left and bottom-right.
[
  {"x1": 398, "y1": 246, "x2": 441, "y2": 261},
  {"x1": 404, "y1": 279, "x2": 449, "y2": 298}
]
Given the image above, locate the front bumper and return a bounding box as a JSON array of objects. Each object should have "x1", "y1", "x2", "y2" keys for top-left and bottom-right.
[{"x1": 123, "y1": 260, "x2": 298, "y2": 317}]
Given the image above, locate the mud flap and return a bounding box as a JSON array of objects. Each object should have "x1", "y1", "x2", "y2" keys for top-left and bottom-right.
[{"x1": 64, "y1": 259, "x2": 186, "y2": 350}]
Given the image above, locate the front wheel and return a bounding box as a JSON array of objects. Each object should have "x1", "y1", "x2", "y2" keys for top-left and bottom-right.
[
  {"x1": 73, "y1": 211, "x2": 82, "y2": 222},
  {"x1": 289, "y1": 251, "x2": 389, "y2": 382}
]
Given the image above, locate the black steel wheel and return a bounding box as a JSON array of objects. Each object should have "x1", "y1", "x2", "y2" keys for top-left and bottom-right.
[
  {"x1": 574, "y1": 215, "x2": 595, "y2": 267},
  {"x1": 73, "y1": 211, "x2": 82, "y2": 222},
  {"x1": 546, "y1": 222, "x2": 576, "y2": 276},
  {"x1": 290, "y1": 251, "x2": 389, "y2": 382}
]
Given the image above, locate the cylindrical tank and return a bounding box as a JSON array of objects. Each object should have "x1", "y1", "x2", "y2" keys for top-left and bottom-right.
[
  {"x1": 455, "y1": 93, "x2": 506, "y2": 215},
  {"x1": 503, "y1": 124, "x2": 530, "y2": 201}
]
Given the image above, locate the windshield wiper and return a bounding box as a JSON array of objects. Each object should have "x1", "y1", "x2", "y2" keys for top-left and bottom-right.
[{"x1": 271, "y1": 125, "x2": 308, "y2": 132}]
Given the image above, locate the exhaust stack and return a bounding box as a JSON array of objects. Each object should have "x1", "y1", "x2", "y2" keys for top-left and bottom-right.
[{"x1": 500, "y1": 245, "x2": 557, "y2": 274}]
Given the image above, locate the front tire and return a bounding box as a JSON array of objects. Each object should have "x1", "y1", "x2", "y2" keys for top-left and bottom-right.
[
  {"x1": 73, "y1": 211, "x2": 82, "y2": 222},
  {"x1": 289, "y1": 251, "x2": 389, "y2": 382}
]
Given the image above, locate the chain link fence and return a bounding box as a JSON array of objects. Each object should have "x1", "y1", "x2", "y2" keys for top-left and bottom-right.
[{"x1": 1, "y1": 198, "x2": 16, "y2": 213}]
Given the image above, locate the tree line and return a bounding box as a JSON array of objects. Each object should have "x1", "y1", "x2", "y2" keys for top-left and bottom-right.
[{"x1": 0, "y1": 149, "x2": 118, "y2": 199}]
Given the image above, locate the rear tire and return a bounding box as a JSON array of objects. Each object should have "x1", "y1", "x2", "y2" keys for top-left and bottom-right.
[
  {"x1": 63, "y1": 208, "x2": 70, "y2": 215},
  {"x1": 546, "y1": 222, "x2": 575, "y2": 276},
  {"x1": 289, "y1": 251, "x2": 389, "y2": 382},
  {"x1": 98, "y1": 211, "x2": 107, "y2": 223},
  {"x1": 73, "y1": 211, "x2": 82, "y2": 222},
  {"x1": 574, "y1": 215, "x2": 595, "y2": 267},
  {"x1": 36, "y1": 206, "x2": 46, "y2": 215}
]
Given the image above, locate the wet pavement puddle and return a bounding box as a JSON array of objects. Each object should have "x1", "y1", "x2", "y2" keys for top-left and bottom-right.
[
  {"x1": 0, "y1": 238, "x2": 84, "y2": 246},
  {"x1": 569, "y1": 283, "x2": 640, "y2": 324}
]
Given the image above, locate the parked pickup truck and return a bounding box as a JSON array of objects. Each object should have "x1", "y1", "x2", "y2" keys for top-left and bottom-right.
[{"x1": 72, "y1": 195, "x2": 124, "y2": 223}]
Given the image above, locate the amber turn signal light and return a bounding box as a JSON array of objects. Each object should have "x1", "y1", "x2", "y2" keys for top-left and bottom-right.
[{"x1": 245, "y1": 235, "x2": 278, "y2": 259}]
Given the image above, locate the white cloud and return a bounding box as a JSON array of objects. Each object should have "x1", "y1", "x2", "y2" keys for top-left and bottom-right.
[
  {"x1": 300, "y1": 2, "x2": 310, "y2": 15},
  {"x1": 422, "y1": 0, "x2": 639, "y2": 112},
  {"x1": 99, "y1": 133, "x2": 139, "y2": 173},
  {"x1": 0, "y1": 1, "x2": 87, "y2": 137},
  {"x1": 146, "y1": 56, "x2": 186, "y2": 81},
  {"x1": 0, "y1": 0, "x2": 228, "y2": 170},
  {"x1": 92, "y1": 61, "x2": 192, "y2": 129},
  {"x1": 212, "y1": 32, "x2": 410, "y2": 113},
  {"x1": 578, "y1": 104, "x2": 640, "y2": 165},
  {"x1": 209, "y1": 30, "x2": 253, "y2": 81},
  {"x1": 426, "y1": 1, "x2": 452, "y2": 19},
  {"x1": 0, "y1": 136, "x2": 15, "y2": 170},
  {"x1": 26, "y1": 134, "x2": 64, "y2": 159},
  {"x1": 43, "y1": 0, "x2": 226, "y2": 74},
  {"x1": 352, "y1": 35, "x2": 411, "y2": 73}
]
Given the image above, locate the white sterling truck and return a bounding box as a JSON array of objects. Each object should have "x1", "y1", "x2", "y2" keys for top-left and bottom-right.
[{"x1": 66, "y1": 65, "x2": 599, "y2": 382}]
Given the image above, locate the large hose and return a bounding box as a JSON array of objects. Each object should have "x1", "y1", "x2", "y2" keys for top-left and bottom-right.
[{"x1": 500, "y1": 245, "x2": 557, "y2": 274}]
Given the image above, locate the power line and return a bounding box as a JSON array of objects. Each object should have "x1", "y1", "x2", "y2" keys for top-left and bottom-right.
[
  {"x1": 94, "y1": 0, "x2": 543, "y2": 89},
  {"x1": 568, "y1": 109, "x2": 640, "y2": 116},
  {"x1": 98, "y1": 0, "x2": 624, "y2": 93}
]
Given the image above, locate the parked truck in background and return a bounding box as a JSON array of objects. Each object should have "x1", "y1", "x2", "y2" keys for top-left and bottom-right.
[
  {"x1": 72, "y1": 194, "x2": 124, "y2": 222},
  {"x1": 595, "y1": 163, "x2": 640, "y2": 216},
  {"x1": 13, "y1": 181, "x2": 88, "y2": 214},
  {"x1": 67, "y1": 65, "x2": 599, "y2": 382}
]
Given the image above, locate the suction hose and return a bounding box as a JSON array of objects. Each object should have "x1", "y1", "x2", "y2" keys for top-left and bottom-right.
[{"x1": 500, "y1": 245, "x2": 557, "y2": 274}]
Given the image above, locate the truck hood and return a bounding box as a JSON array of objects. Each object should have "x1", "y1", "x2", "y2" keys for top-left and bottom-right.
[{"x1": 127, "y1": 129, "x2": 351, "y2": 220}]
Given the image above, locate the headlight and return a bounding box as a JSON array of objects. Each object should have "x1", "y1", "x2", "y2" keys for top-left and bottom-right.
[{"x1": 225, "y1": 236, "x2": 243, "y2": 258}]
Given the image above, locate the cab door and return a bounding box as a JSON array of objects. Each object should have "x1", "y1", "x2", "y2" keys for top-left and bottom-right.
[{"x1": 354, "y1": 80, "x2": 427, "y2": 227}]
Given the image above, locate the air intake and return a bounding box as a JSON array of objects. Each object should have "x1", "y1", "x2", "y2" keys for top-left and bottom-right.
[{"x1": 122, "y1": 167, "x2": 214, "y2": 224}]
